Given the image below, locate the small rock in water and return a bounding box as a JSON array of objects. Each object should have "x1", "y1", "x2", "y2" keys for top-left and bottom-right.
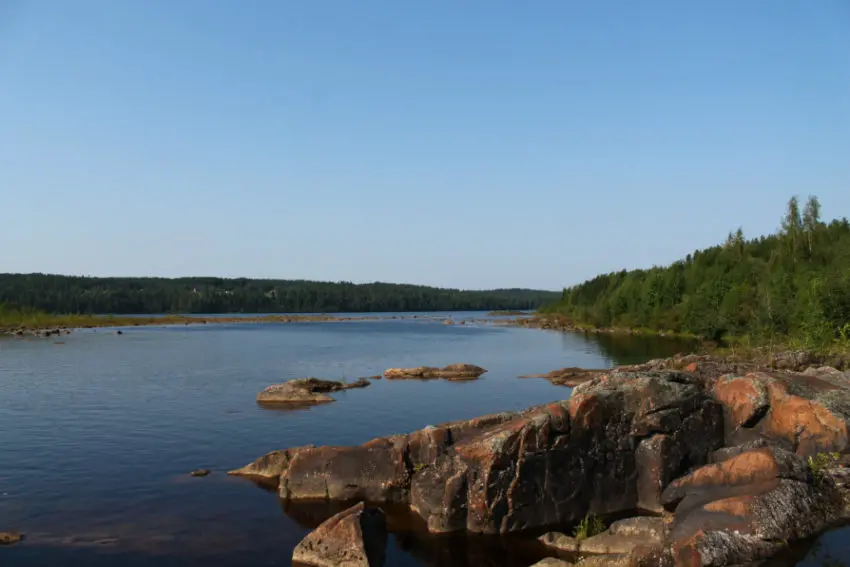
[
  {"x1": 116, "y1": 330, "x2": 123, "y2": 335},
  {"x1": 190, "y1": 469, "x2": 211, "y2": 477},
  {"x1": 0, "y1": 532, "x2": 23, "y2": 546}
]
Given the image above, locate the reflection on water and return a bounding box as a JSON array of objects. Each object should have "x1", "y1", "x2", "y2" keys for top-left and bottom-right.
[
  {"x1": 0, "y1": 315, "x2": 702, "y2": 566},
  {"x1": 283, "y1": 499, "x2": 553, "y2": 567},
  {"x1": 572, "y1": 331, "x2": 697, "y2": 367},
  {"x1": 796, "y1": 528, "x2": 850, "y2": 567}
]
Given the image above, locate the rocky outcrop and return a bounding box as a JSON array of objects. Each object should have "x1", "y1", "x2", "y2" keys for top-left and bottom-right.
[
  {"x1": 291, "y1": 502, "x2": 387, "y2": 567},
  {"x1": 257, "y1": 378, "x2": 370, "y2": 406},
  {"x1": 663, "y1": 445, "x2": 846, "y2": 567},
  {"x1": 383, "y1": 364, "x2": 487, "y2": 381},
  {"x1": 233, "y1": 370, "x2": 724, "y2": 535},
  {"x1": 236, "y1": 350, "x2": 850, "y2": 567}
]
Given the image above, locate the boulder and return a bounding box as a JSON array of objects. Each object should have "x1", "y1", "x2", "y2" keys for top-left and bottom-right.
[
  {"x1": 257, "y1": 377, "x2": 370, "y2": 406},
  {"x1": 607, "y1": 517, "x2": 667, "y2": 542},
  {"x1": 770, "y1": 350, "x2": 813, "y2": 371},
  {"x1": 292, "y1": 502, "x2": 387, "y2": 567},
  {"x1": 233, "y1": 370, "x2": 724, "y2": 535},
  {"x1": 539, "y1": 531, "x2": 580, "y2": 552},
  {"x1": 540, "y1": 517, "x2": 666, "y2": 556},
  {"x1": 383, "y1": 364, "x2": 487, "y2": 381},
  {"x1": 530, "y1": 559, "x2": 574, "y2": 567}
]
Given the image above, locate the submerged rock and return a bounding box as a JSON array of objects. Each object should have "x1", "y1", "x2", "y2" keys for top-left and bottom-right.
[
  {"x1": 291, "y1": 502, "x2": 387, "y2": 567},
  {"x1": 257, "y1": 377, "x2": 370, "y2": 406},
  {"x1": 0, "y1": 532, "x2": 23, "y2": 546},
  {"x1": 383, "y1": 364, "x2": 487, "y2": 381},
  {"x1": 190, "y1": 469, "x2": 211, "y2": 477},
  {"x1": 520, "y1": 367, "x2": 605, "y2": 387}
]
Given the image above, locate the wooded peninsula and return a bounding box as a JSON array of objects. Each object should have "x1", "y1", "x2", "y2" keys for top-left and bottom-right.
[{"x1": 543, "y1": 195, "x2": 850, "y2": 351}]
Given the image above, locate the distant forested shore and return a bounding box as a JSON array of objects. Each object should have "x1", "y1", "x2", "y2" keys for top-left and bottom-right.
[
  {"x1": 0, "y1": 275, "x2": 557, "y2": 315},
  {"x1": 543, "y1": 195, "x2": 850, "y2": 350}
]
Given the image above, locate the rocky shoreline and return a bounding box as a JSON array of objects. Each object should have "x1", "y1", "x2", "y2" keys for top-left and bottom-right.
[
  {"x1": 231, "y1": 351, "x2": 850, "y2": 567},
  {"x1": 509, "y1": 314, "x2": 685, "y2": 339}
]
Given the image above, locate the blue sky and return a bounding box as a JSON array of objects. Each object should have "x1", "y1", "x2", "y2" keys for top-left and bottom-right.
[{"x1": 2, "y1": 1, "x2": 849, "y2": 290}]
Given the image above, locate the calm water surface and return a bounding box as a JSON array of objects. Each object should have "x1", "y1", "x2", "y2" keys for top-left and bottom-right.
[{"x1": 2, "y1": 314, "x2": 697, "y2": 566}]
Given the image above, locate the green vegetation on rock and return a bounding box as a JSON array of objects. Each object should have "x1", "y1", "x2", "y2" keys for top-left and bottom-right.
[
  {"x1": 0, "y1": 276, "x2": 557, "y2": 315},
  {"x1": 544, "y1": 196, "x2": 850, "y2": 350},
  {"x1": 572, "y1": 513, "x2": 606, "y2": 541}
]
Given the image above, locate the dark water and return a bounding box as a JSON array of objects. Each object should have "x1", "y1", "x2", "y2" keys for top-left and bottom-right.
[{"x1": 1, "y1": 314, "x2": 694, "y2": 566}]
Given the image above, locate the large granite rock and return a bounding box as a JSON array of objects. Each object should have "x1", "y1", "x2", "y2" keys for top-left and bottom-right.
[
  {"x1": 233, "y1": 370, "x2": 724, "y2": 535},
  {"x1": 257, "y1": 377, "x2": 370, "y2": 406},
  {"x1": 383, "y1": 364, "x2": 487, "y2": 381},
  {"x1": 292, "y1": 502, "x2": 387, "y2": 567}
]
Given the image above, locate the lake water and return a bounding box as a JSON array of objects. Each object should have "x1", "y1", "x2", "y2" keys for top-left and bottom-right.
[{"x1": 3, "y1": 313, "x2": 833, "y2": 567}]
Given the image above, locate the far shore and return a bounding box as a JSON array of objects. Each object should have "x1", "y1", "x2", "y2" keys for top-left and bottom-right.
[{"x1": 1, "y1": 311, "x2": 515, "y2": 336}]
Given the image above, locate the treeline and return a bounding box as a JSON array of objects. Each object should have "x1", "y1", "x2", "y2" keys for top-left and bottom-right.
[
  {"x1": 545, "y1": 196, "x2": 850, "y2": 347},
  {"x1": 0, "y1": 275, "x2": 557, "y2": 314}
]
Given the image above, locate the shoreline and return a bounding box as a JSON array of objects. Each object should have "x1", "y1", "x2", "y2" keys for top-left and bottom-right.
[
  {"x1": 509, "y1": 313, "x2": 699, "y2": 340},
  {"x1": 514, "y1": 313, "x2": 850, "y2": 361}
]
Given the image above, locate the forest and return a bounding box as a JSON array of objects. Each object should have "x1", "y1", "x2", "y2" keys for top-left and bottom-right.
[
  {"x1": 544, "y1": 196, "x2": 850, "y2": 348},
  {"x1": 0, "y1": 275, "x2": 557, "y2": 314}
]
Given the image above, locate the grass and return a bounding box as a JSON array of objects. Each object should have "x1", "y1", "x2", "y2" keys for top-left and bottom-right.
[
  {"x1": 713, "y1": 334, "x2": 850, "y2": 361},
  {"x1": 573, "y1": 513, "x2": 606, "y2": 541},
  {"x1": 808, "y1": 452, "x2": 840, "y2": 482}
]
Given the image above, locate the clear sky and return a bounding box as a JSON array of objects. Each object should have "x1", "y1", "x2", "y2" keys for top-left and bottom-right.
[{"x1": 2, "y1": 1, "x2": 849, "y2": 290}]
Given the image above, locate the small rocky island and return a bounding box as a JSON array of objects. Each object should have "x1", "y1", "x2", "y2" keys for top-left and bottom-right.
[
  {"x1": 256, "y1": 377, "x2": 370, "y2": 406},
  {"x1": 382, "y1": 363, "x2": 487, "y2": 381},
  {"x1": 234, "y1": 352, "x2": 850, "y2": 567}
]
